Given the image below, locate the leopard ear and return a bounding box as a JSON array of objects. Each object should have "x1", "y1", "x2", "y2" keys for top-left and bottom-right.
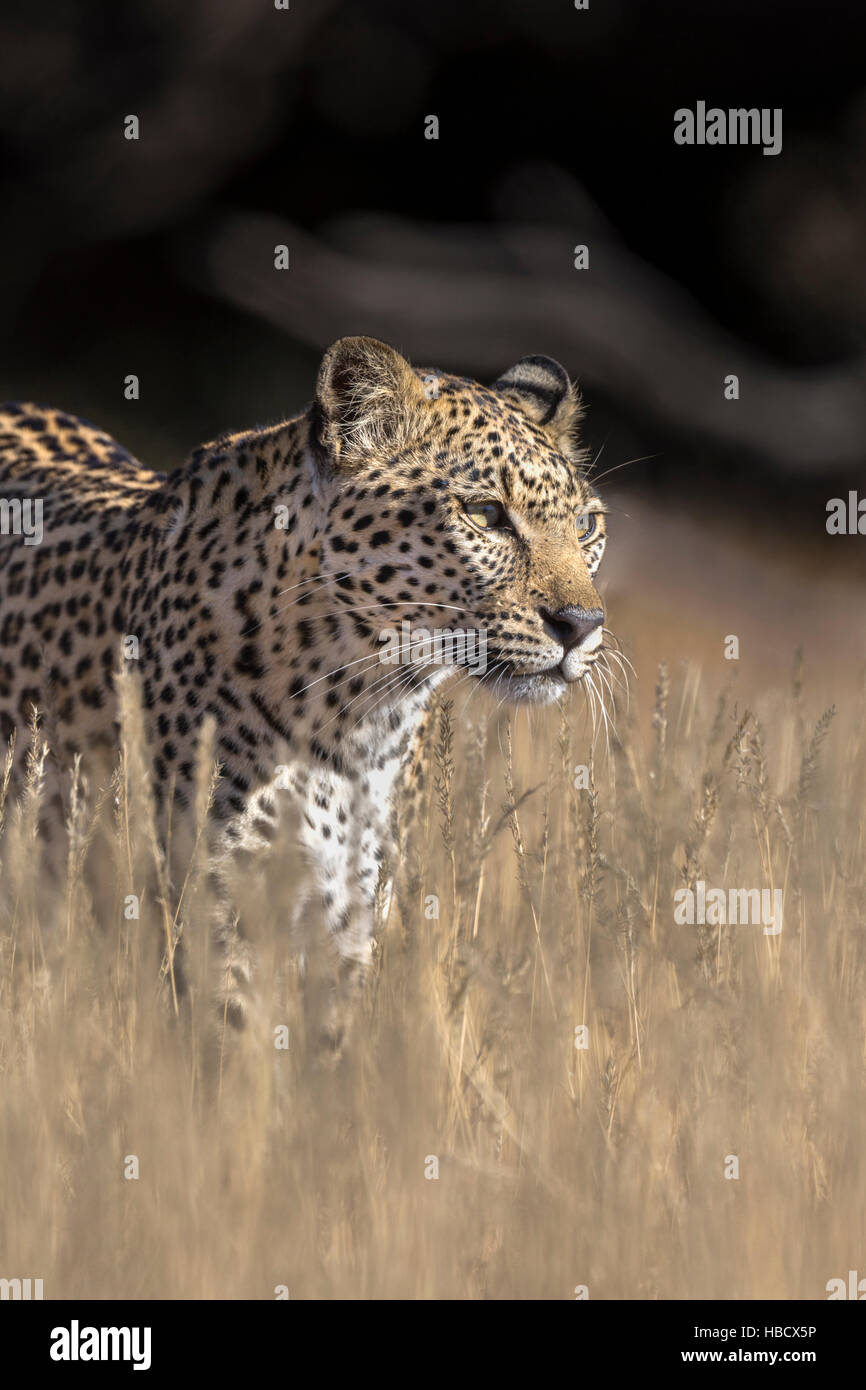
[
  {"x1": 493, "y1": 355, "x2": 583, "y2": 450},
  {"x1": 313, "y1": 336, "x2": 424, "y2": 470}
]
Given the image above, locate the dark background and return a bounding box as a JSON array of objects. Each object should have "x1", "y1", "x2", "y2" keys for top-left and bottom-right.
[{"x1": 1, "y1": 0, "x2": 864, "y2": 543}]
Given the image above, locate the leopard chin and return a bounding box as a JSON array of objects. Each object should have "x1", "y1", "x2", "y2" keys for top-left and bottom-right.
[{"x1": 478, "y1": 668, "x2": 569, "y2": 705}]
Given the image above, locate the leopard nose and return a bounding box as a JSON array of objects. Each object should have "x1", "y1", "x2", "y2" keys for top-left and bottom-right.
[{"x1": 540, "y1": 605, "x2": 604, "y2": 653}]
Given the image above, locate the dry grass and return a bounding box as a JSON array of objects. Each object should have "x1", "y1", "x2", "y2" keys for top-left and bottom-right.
[{"x1": 1, "y1": 656, "x2": 864, "y2": 1300}]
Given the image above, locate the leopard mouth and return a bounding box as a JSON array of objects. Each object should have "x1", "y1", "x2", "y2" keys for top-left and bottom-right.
[
  {"x1": 478, "y1": 666, "x2": 568, "y2": 705},
  {"x1": 476, "y1": 652, "x2": 599, "y2": 704}
]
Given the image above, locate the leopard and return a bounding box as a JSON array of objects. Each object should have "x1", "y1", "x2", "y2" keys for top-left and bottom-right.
[{"x1": 0, "y1": 336, "x2": 610, "y2": 1051}]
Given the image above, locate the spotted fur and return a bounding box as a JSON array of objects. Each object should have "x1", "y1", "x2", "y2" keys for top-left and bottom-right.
[{"x1": 0, "y1": 337, "x2": 609, "y2": 1049}]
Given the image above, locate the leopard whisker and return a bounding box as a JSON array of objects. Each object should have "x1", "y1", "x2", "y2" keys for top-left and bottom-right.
[
  {"x1": 586, "y1": 672, "x2": 609, "y2": 761},
  {"x1": 328, "y1": 600, "x2": 469, "y2": 618},
  {"x1": 590, "y1": 453, "x2": 659, "y2": 487},
  {"x1": 589, "y1": 669, "x2": 617, "y2": 761},
  {"x1": 593, "y1": 660, "x2": 617, "y2": 713},
  {"x1": 288, "y1": 647, "x2": 394, "y2": 699},
  {"x1": 601, "y1": 629, "x2": 636, "y2": 677},
  {"x1": 270, "y1": 567, "x2": 359, "y2": 602},
  {"x1": 599, "y1": 649, "x2": 631, "y2": 711},
  {"x1": 342, "y1": 663, "x2": 427, "y2": 741},
  {"x1": 269, "y1": 597, "x2": 471, "y2": 633},
  {"x1": 604, "y1": 650, "x2": 635, "y2": 704},
  {"x1": 457, "y1": 659, "x2": 510, "y2": 718},
  {"x1": 583, "y1": 671, "x2": 599, "y2": 747},
  {"x1": 314, "y1": 640, "x2": 442, "y2": 736},
  {"x1": 239, "y1": 570, "x2": 354, "y2": 639}
]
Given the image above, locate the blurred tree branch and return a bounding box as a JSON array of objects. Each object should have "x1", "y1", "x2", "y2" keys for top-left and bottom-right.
[{"x1": 197, "y1": 178, "x2": 866, "y2": 474}]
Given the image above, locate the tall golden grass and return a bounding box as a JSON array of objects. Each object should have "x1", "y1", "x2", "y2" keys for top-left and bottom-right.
[{"x1": 1, "y1": 656, "x2": 864, "y2": 1299}]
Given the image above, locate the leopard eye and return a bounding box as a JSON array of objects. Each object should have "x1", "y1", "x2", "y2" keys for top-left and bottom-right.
[
  {"x1": 464, "y1": 499, "x2": 509, "y2": 531},
  {"x1": 575, "y1": 513, "x2": 597, "y2": 540}
]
